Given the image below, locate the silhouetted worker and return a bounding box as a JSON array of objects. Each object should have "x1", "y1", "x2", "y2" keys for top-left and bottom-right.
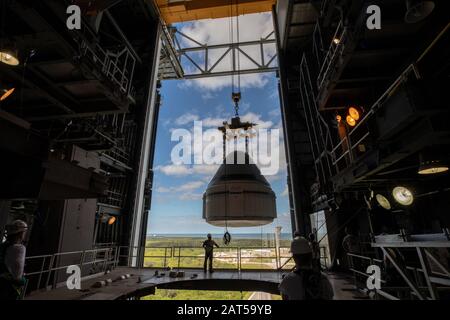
[
  {"x1": 279, "y1": 236, "x2": 333, "y2": 300},
  {"x1": 202, "y1": 234, "x2": 219, "y2": 273},
  {"x1": 308, "y1": 232, "x2": 321, "y2": 271},
  {"x1": 0, "y1": 220, "x2": 28, "y2": 300}
]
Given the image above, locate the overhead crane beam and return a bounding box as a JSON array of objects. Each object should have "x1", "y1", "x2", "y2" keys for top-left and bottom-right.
[{"x1": 154, "y1": 0, "x2": 277, "y2": 24}]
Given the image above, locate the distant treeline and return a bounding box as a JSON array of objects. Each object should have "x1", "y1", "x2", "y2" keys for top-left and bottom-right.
[{"x1": 146, "y1": 236, "x2": 292, "y2": 248}]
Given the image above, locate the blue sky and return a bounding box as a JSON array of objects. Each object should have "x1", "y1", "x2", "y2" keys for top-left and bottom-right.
[{"x1": 146, "y1": 13, "x2": 291, "y2": 235}]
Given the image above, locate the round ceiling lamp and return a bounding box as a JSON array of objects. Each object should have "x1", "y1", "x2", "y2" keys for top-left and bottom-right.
[
  {"x1": 348, "y1": 107, "x2": 360, "y2": 121},
  {"x1": 418, "y1": 160, "x2": 449, "y2": 175},
  {"x1": 375, "y1": 194, "x2": 391, "y2": 210},
  {"x1": 392, "y1": 186, "x2": 414, "y2": 206},
  {"x1": 0, "y1": 50, "x2": 20, "y2": 66},
  {"x1": 405, "y1": 0, "x2": 435, "y2": 24}
]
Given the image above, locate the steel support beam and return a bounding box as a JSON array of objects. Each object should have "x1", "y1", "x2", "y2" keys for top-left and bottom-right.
[{"x1": 380, "y1": 247, "x2": 424, "y2": 300}]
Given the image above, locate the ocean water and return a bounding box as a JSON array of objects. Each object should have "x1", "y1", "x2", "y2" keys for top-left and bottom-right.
[{"x1": 147, "y1": 233, "x2": 293, "y2": 240}]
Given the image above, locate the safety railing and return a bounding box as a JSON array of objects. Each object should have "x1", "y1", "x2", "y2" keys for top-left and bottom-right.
[
  {"x1": 330, "y1": 63, "x2": 420, "y2": 170},
  {"x1": 141, "y1": 246, "x2": 295, "y2": 271},
  {"x1": 24, "y1": 247, "x2": 119, "y2": 294},
  {"x1": 23, "y1": 245, "x2": 297, "y2": 296},
  {"x1": 317, "y1": 20, "x2": 348, "y2": 92},
  {"x1": 80, "y1": 40, "x2": 136, "y2": 102},
  {"x1": 142, "y1": 246, "x2": 295, "y2": 271}
]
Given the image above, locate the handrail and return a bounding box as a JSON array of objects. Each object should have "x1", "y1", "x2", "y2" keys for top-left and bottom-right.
[
  {"x1": 330, "y1": 22, "x2": 450, "y2": 170},
  {"x1": 331, "y1": 64, "x2": 419, "y2": 168},
  {"x1": 23, "y1": 247, "x2": 118, "y2": 294},
  {"x1": 317, "y1": 20, "x2": 347, "y2": 91},
  {"x1": 23, "y1": 245, "x2": 297, "y2": 296}
]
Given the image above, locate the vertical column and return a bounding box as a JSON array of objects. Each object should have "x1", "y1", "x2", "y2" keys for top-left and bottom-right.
[
  {"x1": 272, "y1": 7, "x2": 301, "y2": 235},
  {"x1": 129, "y1": 23, "x2": 162, "y2": 267}
]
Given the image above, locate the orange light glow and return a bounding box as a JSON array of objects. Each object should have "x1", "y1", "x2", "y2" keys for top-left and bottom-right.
[
  {"x1": 0, "y1": 87, "x2": 15, "y2": 101},
  {"x1": 108, "y1": 216, "x2": 116, "y2": 225},
  {"x1": 348, "y1": 107, "x2": 360, "y2": 121},
  {"x1": 346, "y1": 115, "x2": 356, "y2": 127}
]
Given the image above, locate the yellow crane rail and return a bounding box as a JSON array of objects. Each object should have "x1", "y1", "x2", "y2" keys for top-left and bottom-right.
[{"x1": 154, "y1": 0, "x2": 276, "y2": 24}]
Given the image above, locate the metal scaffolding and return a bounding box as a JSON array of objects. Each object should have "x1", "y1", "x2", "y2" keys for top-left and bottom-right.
[{"x1": 348, "y1": 232, "x2": 450, "y2": 300}]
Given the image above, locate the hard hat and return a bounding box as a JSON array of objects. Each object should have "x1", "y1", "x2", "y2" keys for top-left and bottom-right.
[
  {"x1": 290, "y1": 236, "x2": 312, "y2": 255},
  {"x1": 5, "y1": 220, "x2": 28, "y2": 235},
  {"x1": 207, "y1": 233, "x2": 212, "y2": 238}
]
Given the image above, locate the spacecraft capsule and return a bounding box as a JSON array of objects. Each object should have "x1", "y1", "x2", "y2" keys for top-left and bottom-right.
[{"x1": 202, "y1": 151, "x2": 277, "y2": 227}]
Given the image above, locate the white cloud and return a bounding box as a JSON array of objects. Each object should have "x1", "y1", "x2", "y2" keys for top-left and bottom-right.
[
  {"x1": 155, "y1": 181, "x2": 206, "y2": 202},
  {"x1": 193, "y1": 164, "x2": 220, "y2": 175},
  {"x1": 156, "y1": 164, "x2": 191, "y2": 176},
  {"x1": 180, "y1": 74, "x2": 270, "y2": 92},
  {"x1": 240, "y1": 112, "x2": 273, "y2": 129},
  {"x1": 175, "y1": 112, "x2": 199, "y2": 126},
  {"x1": 268, "y1": 108, "x2": 281, "y2": 118},
  {"x1": 201, "y1": 92, "x2": 216, "y2": 101},
  {"x1": 201, "y1": 116, "x2": 226, "y2": 128},
  {"x1": 179, "y1": 193, "x2": 203, "y2": 201},
  {"x1": 156, "y1": 180, "x2": 204, "y2": 193},
  {"x1": 156, "y1": 164, "x2": 219, "y2": 178}
]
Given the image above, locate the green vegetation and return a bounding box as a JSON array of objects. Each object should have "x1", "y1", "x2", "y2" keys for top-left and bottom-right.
[
  {"x1": 145, "y1": 236, "x2": 292, "y2": 248},
  {"x1": 142, "y1": 289, "x2": 253, "y2": 300},
  {"x1": 143, "y1": 236, "x2": 294, "y2": 270},
  {"x1": 140, "y1": 236, "x2": 290, "y2": 300}
]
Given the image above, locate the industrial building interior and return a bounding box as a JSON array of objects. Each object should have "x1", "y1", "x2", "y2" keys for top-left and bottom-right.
[{"x1": 0, "y1": 0, "x2": 449, "y2": 301}]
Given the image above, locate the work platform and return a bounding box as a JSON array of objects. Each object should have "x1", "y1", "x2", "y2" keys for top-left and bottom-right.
[
  {"x1": 25, "y1": 267, "x2": 365, "y2": 300},
  {"x1": 25, "y1": 267, "x2": 281, "y2": 300}
]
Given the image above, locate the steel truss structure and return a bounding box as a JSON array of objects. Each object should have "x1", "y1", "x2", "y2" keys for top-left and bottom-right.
[
  {"x1": 159, "y1": 28, "x2": 278, "y2": 80},
  {"x1": 347, "y1": 232, "x2": 450, "y2": 300}
]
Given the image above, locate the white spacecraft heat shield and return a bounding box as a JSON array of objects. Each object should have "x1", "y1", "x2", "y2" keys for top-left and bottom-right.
[{"x1": 202, "y1": 151, "x2": 277, "y2": 227}]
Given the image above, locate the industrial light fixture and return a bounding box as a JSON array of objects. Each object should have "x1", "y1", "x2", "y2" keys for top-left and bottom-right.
[
  {"x1": 417, "y1": 152, "x2": 449, "y2": 175},
  {"x1": 348, "y1": 107, "x2": 361, "y2": 121},
  {"x1": 344, "y1": 106, "x2": 363, "y2": 127},
  {"x1": 392, "y1": 186, "x2": 414, "y2": 206},
  {"x1": 100, "y1": 213, "x2": 117, "y2": 225},
  {"x1": 346, "y1": 115, "x2": 356, "y2": 127},
  {"x1": 405, "y1": 0, "x2": 435, "y2": 23},
  {"x1": 375, "y1": 194, "x2": 392, "y2": 210},
  {"x1": 0, "y1": 49, "x2": 20, "y2": 66},
  {"x1": 0, "y1": 86, "x2": 15, "y2": 101},
  {"x1": 108, "y1": 216, "x2": 116, "y2": 225},
  {"x1": 336, "y1": 114, "x2": 342, "y2": 123},
  {"x1": 418, "y1": 161, "x2": 449, "y2": 175},
  {"x1": 333, "y1": 38, "x2": 340, "y2": 45}
]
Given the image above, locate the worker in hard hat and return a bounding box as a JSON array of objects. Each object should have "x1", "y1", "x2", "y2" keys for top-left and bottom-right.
[
  {"x1": 279, "y1": 236, "x2": 334, "y2": 300},
  {"x1": 0, "y1": 220, "x2": 28, "y2": 300},
  {"x1": 202, "y1": 233, "x2": 219, "y2": 273}
]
